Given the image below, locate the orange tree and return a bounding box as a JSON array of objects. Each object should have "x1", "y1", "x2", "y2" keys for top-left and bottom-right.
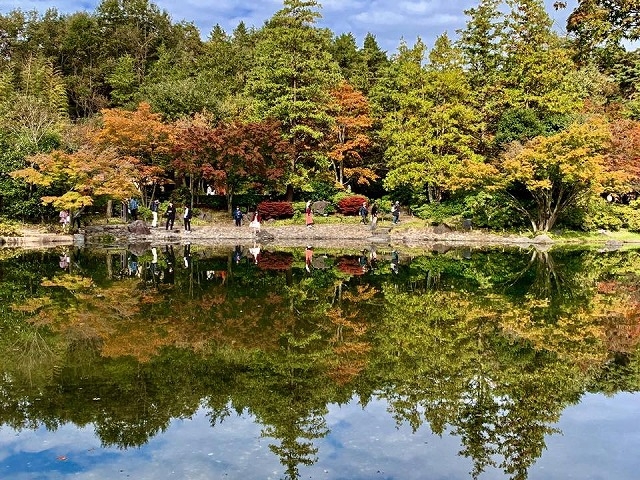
[
  {"x1": 605, "y1": 118, "x2": 640, "y2": 194},
  {"x1": 94, "y1": 102, "x2": 174, "y2": 205},
  {"x1": 324, "y1": 81, "x2": 376, "y2": 189}
]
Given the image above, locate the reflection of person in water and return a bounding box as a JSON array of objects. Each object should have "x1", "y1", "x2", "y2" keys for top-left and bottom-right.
[
  {"x1": 233, "y1": 245, "x2": 243, "y2": 264},
  {"x1": 183, "y1": 243, "x2": 191, "y2": 269},
  {"x1": 249, "y1": 244, "x2": 260, "y2": 264},
  {"x1": 163, "y1": 245, "x2": 175, "y2": 284},
  {"x1": 305, "y1": 245, "x2": 313, "y2": 273},
  {"x1": 149, "y1": 247, "x2": 160, "y2": 286},
  {"x1": 369, "y1": 246, "x2": 378, "y2": 271},
  {"x1": 59, "y1": 251, "x2": 70, "y2": 270},
  {"x1": 391, "y1": 249, "x2": 399, "y2": 274},
  {"x1": 359, "y1": 249, "x2": 369, "y2": 273},
  {"x1": 128, "y1": 253, "x2": 139, "y2": 276}
]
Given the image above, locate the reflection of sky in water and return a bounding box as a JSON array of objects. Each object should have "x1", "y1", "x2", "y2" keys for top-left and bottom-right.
[{"x1": 1, "y1": 393, "x2": 638, "y2": 479}]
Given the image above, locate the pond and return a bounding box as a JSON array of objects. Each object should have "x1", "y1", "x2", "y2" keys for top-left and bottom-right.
[{"x1": 1, "y1": 243, "x2": 639, "y2": 479}]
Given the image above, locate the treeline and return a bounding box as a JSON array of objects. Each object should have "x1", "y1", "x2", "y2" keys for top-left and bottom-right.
[{"x1": 1, "y1": 0, "x2": 640, "y2": 232}]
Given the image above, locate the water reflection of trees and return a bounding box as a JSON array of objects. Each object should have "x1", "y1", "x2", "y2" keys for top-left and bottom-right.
[{"x1": 0, "y1": 246, "x2": 639, "y2": 479}]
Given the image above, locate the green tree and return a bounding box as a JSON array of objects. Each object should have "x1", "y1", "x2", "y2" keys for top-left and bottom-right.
[
  {"x1": 374, "y1": 36, "x2": 488, "y2": 204},
  {"x1": 330, "y1": 33, "x2": 367, "y2": 90},
  {"x1": 372, "y1": 39, "x2": 432, "y2": 203},
  {"x1": 0, "y1": 55, "x2": 69, "y2": 219},
  {"x1": 457, "y1": 0, "x2": 505, "y2": 152},
  {"x1": 499, "y1": 0, "x2": 582, "y2": 124},
  {"x1": 59, "y1": 11, "x2": 105, "y2": 117},
  {"x1": 359, "y1": 33, "x2": 389, "y2": 94},
  {"x1": 246, "y1": 0, "x2": 340, "y2": 200}
]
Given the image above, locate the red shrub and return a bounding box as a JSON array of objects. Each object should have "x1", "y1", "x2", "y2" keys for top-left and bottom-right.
[
  {"x1": 337, "y1": 195, "x2": 368, "y2": 215},
  {"x1": 258, "y1": 251, "x2": 294, "y2": 271},
  {"x1": 337, "y1": 256, "x2": 367, "y2": 275},
  {"x1": 257, "y1": 201, "x2": 294, "y2": 219}
]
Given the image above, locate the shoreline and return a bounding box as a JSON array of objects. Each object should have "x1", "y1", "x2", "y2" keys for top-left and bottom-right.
[
  {"x1": 4, "y1": 222, "x2": 638, "y2": 251},
  {"x1": 82, "y1": 222, "x2": 547, "y2": 248}
]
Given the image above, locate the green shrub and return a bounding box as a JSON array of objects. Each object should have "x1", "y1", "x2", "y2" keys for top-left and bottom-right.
[
  {"x1": 412, "y1": 201, "x2": 465, "y2": 224},
  {"x1": 331, "y1": 191, "x2": 352, "y2": 206},
  {"x1": 462, "y1": 192, "x2": 526, "y2": 230},
  {"x1": 377, "y1": 198, "x2": 392, "y2": 216},
  {"x1": 309, "y1": 180, "x2": 341, "y2": 201},
  {"x1": 0, "y1": 218, "x2": 23, "y2": 237},
  {"x1": 626, "y1": 207, "x2": 640, "y2": 232},
  {"x1": 293, "y1": 201, "x2": 307, "y2": 214},
  {"x1": 576, "y1": 198, "x2": 624, "y2": 231}
]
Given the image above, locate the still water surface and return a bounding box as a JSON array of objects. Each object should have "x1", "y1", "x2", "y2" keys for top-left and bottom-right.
[{"x1": 1, "y1": 244, "x2": 639, "y2": 479}]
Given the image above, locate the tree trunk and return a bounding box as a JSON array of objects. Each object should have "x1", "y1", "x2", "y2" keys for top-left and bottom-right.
[{"x1": 226, "y1": 191, "x2": 234, "y2": 214}]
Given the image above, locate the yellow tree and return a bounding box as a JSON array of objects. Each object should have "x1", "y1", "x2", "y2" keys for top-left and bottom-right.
[
  {"x1": 94, "y1": 102, "x2": 174, "y2": 205},
  {"x1": 325, "y1": 81, "x2": 376, "y2": 188},
  {"x1": 497, "y1": 118, "x2": 612, "y2": 232}
]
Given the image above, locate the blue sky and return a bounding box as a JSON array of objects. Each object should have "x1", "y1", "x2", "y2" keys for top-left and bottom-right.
[
  {"x1": 2, "y1": 394, "x2": 640, "y2": 479},
  {"x1": 1, "y1": 0, "x2": 577, "y2": 54}
]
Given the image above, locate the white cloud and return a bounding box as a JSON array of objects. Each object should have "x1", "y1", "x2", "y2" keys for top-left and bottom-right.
[{"x1": 398, "y1": 0, "x2": 437, "y2": 15}]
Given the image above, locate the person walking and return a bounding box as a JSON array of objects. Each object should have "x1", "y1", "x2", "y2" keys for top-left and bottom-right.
[
  {"x1": 128, "y1": 197, "x2": 139, "y2": 221},
  {"x1": 391, "y1": 201, "x2": 400, "y2": 224},
  {"x1": 305, "y1": 200, "x2": 314, "y2": 228},
  {"x1": 165, "y1": 201, "x2": 176, "y2": 230},
  {"x1": 150, "y1": 199, "x2": 160, "y2": 227},
  {"x1": 183, "y1": 204, "x2": 192, "y2": 232},
  {"x1": 233, "y1": 206, "x2": 243, "y2": 227},
  {"x1": 359, "y1": 202, "x2": 368, "y2": 224}
]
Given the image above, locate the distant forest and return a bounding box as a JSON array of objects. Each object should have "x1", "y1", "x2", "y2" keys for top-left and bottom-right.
[{"x1": 1, "y1": 0, "x2": 640, "y2": 233}]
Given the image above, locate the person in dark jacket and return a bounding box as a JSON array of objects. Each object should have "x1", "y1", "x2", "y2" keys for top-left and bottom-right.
[
  {"x1": 165, "y1": 201, "x2": 176, "y2": 230},
  {"x1": 391, "y1": 201, "x2": 400, "y2": 224},
  {"x1": 72, "y1": 203, "x2": 85, "y2": 231},
  {"x1": 233, "y1": 207, "x2": 243, "y2": 227},
  {"x1": 359, "y1": 202, "x2": 368, "y2": 224},
  {"x1": 128, "y1": 197, "x2": 139, "y2": 221}
]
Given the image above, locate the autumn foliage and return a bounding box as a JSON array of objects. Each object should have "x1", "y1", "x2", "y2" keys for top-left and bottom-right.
[
  {"x1": 337, "y1": 195, "x2": 369, "y2": 215},
  {"x1": 337, "y1": 256, "x2": 367, "y2": 276},
  {"x1": 326, "y1": 81, "x2": 376, "y2": 188},
  {"x1": 173, "y1": 117, "x2": 291, "y2": 206},
  {"x1": 604, "y1": 119, "x2": 640, "y2": 192},
  {"x1": 257, "y1": 201, "x2": 294, "y2": 219},
  {"x1": 257, "y1": 251, "x2": 294, "y2": 271}
]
